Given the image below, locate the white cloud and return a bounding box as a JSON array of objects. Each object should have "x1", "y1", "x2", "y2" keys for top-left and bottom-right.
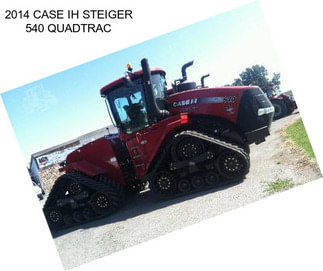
[{"x1": 22, "y1": 84, "x2": 57, "y2": 113}]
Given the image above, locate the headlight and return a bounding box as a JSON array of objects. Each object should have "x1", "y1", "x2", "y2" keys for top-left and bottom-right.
[{"x1": 258, "y1": 106, "x2": 275, "y2": 116}]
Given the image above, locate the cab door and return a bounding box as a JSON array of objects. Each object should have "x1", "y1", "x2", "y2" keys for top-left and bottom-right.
[{"x1": 122, "y1": 114, "x2": 188, "y2": 178}]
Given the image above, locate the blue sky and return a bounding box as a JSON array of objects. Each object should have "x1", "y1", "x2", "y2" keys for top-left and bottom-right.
[{"x1": 1, "y1": 2, "x2": 286, "y2": 164}]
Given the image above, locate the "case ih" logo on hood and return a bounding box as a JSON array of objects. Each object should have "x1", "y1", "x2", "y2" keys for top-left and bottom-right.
[
  {"x1": 172, "y1": 96, "x2": 236, "y2": 108},
  {"x1": 172, "y1": 98, "x2": 198, "y2": 107}
]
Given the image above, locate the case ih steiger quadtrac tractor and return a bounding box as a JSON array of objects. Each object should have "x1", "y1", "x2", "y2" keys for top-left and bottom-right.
[
  {"x1": 43, "y1": 58, "x2": 274, "y2": 230},
  {"x1": 265, "y1": 85, "x2": 297, "y2": 120}
]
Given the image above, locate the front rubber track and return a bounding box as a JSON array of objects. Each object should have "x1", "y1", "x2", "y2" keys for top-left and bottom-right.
[
  {"x1": 43, "y1": 172, "x2": 125, "y2": 231},
  {"x1": 149, "y1": 130, "x2": 250, "y2": 200}
]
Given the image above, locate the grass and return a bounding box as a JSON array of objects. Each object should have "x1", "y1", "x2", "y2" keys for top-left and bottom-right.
[
  {"x1": 285, "y1": 118, "x2": 315, "y2": 159},
  {"x1": 265, "y1": 178, "x2": 295, "y2": 194}
]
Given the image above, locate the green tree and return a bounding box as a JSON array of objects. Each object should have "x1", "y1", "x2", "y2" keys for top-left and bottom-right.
[
  {"x1": 271, "y1": 73, "x2": 281, "y2": 86},
  {"x1": 232, "y1": 78, "x2": 243, "y2": 86},
  {"x1": 232, "y1": 65, "x2": 280, "y2": 90}
]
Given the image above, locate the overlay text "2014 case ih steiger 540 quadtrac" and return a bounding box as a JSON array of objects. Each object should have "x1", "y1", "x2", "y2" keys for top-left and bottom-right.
[{"x1": 43, "y1": 58, "x2": 274, "y2": 230}]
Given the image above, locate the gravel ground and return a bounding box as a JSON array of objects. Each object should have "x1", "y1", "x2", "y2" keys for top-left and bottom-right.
[{"x1": 49, "y1": 110, "x2": 321, "y2": 270}]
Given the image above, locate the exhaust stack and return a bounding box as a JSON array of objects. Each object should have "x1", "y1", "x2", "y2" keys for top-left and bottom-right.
[
  {"x1": 181, "y1": 61, "x2": 194, "y2": 82},
  {"x1": 201, "y1": 74, "x2": 210, "y2": 88}
]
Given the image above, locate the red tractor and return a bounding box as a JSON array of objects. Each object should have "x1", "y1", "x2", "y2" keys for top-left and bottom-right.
[
  {"x1": 265, "y1": 85, "x2": 297, "y2": 120},
  {"x1": 43, "y1": 58, "x2": 274, "y2": 229}
]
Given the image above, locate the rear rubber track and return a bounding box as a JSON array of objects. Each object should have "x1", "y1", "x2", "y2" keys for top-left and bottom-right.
[{"x1": 43, "y1": 172, "x2": 124, "y2": 230}]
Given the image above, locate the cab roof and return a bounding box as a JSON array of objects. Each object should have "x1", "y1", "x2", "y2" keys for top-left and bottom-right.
[{"x1": 100, "y1": 68, "x2": 166, "y2": 97}]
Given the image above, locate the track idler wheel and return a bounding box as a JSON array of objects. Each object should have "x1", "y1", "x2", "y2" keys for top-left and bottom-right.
[
  {"x1": 191, "y1": 175, "x2": 205, "y2": 189},
  {"x1": 66, "y1": 180, "x2": 83, "y2": 195},
  {"x1": 178, "y1": 179, "x2": 191, "y2": 193},
  {"x1": 63, "y1": 214, "x2": 74, "y2": 225},
  {"x1": 73, "y1": 210, "x2": 85, "y2": 223},
  {"x1": 151, "y1": 171, "x2": 177, "y2": 197},
  {"x1": 90, "y1": 192, "x2": 113, "y2": 215},
  {"x1": 82, "y1": 208, "x2": 95, "y2": 220},
  {"x1": 174, "y1": 137, "x2": 205, "y2": 161},
  {"x1": 205, "y1": 172, "x2": 220, "y2": 186},
  {"x1": 45, "y1": 207, "x2": 63, "y2": 228},
  {"x1": 216, "y1": 150, "x2": 248, "y2": 179}
]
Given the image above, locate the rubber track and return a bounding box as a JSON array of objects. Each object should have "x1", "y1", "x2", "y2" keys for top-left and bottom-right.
[
  {"x1": 149, "y1": 130, "x2": 249, "y2": 175},
  {"x1": 150, "y1": 130, "x2": 250, "y2": 199},
  {"x1": 157, "y1": 175, "x2": 244, "y2": 200},
  {"x1": 43, "y1": 172, "x2": 124, "y2": 230},
  {"x1": 177, "y1": 130, "x2": 250, "y2": 165}
]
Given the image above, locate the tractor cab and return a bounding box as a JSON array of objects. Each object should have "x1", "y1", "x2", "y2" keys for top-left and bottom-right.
[
  {"x1": 101, "y1": 59, "x2": 169, "y2": 134},
  {"x1": 265, "y1": 85, "x2": 282, "y2": 98}
]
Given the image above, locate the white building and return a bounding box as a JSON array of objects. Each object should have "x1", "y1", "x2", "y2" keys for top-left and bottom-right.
[{"x1": 29, "y1": 125, "x2": 118, "y2": 192}]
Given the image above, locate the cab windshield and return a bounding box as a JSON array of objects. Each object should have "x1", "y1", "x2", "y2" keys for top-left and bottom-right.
[
  {"x1": 273, "y1": 86, "x2": 282, "y2": 96},
  {"x1": 107, "y1": 78, "x2": 148, "y2": 134},
  {"x1": 266, "y1": 86, "x2": 282, "y2": 98},
  {"x1": 106, "y1": 73, "x2": 167, "y2": 134}
]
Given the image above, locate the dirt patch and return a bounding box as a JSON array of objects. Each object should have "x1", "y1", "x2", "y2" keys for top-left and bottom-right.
[{"x1": 272, "y1": 116, "x2": 322, "y2": 185}]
